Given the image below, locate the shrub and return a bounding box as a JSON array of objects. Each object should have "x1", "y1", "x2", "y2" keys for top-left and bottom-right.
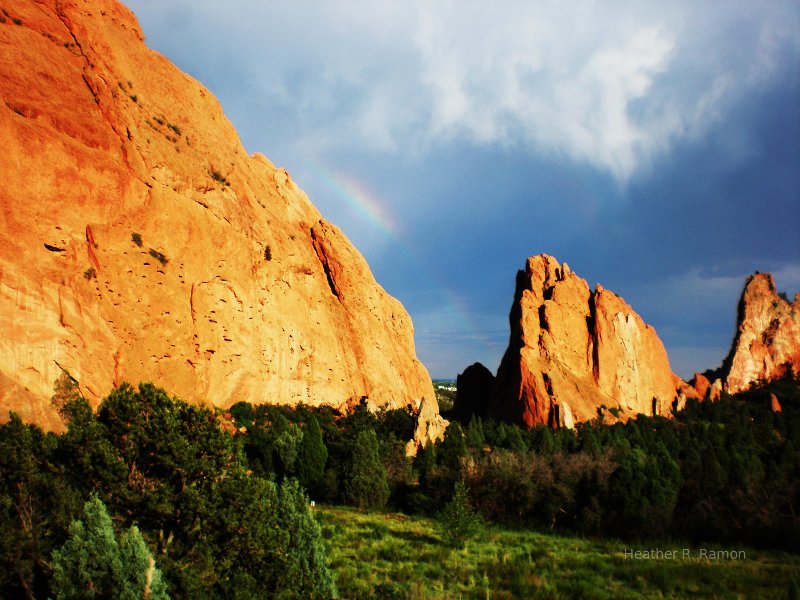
[
  {"x1": 51, "y1": 369, "x2": 83, "y2": 416},
  {"x1": 148, "y1": 248, "x2": 168, "y2": 265},
  {"x1": 131, "y1": 232, "x2": 142, "y2": 247},
  {"x1": 209, "y1": 169, "x2": 230, "y2": 186}
]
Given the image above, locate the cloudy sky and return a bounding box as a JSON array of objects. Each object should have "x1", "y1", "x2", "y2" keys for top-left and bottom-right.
[{"x1": 126, "y1": 1, "x2": 800, "y2": 379}]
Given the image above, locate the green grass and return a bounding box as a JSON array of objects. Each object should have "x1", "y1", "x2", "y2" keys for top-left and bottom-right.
[{"x1": 317, "y1": 505, "x2": 800, "y2": 599}]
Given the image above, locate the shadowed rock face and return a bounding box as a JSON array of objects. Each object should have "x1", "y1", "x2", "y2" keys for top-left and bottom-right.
[
  {"x1": 715, "y1": 273, "x2": 800, "y2": 394},
  {"x1": 488, "y1": 255, "x2": 685, "y2": 428},
  {"x1": 452, "y1": 362, "x2": 495, "y2": 421},
  {"x1": 0, "y1": 0, "x2": 442, "y2": 443}
]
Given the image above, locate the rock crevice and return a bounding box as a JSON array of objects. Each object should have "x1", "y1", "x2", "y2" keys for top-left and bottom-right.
[
  {"x1": 0, "y1": 0, "x2": 442, "y2": 446},
  {"x1": 488, "y1": 255, "x2": 683, "y2": 428}
]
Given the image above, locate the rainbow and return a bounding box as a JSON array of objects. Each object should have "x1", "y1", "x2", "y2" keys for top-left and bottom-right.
[
  {"x1": 308, "y1": 165, "x2": 499, "y2": 371},
  {"x1": 310, "y1": 167, "x2": 399, "y2": 237}
]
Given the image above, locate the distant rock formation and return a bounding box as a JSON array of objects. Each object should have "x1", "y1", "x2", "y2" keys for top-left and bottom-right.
[
  {"x1": 689, "y1": 372, "x2": 721, "y2": 401},
  {"x1": 705, "y1": 272, "x2": 800, "y2": 395},
  {"x1": 0, "y1": 0, "x2": 443, "y2": 446},
  {"x1": 451, "y1": 362, "x2": 495, "y2": 421},
  {"x1": 487, "y1": 255, "x2": 688, "y2": 428},
  {"x1": 466, "y1": 260, "x2": 799, "y2": 428}
]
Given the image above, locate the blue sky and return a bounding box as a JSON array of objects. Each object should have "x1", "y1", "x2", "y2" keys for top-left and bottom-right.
[{"x1": 126, "y1": 1, "x2": 800, "y2": 379}]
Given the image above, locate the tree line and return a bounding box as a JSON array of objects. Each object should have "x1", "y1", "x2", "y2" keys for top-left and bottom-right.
[
  {"x1": 419, "y1": 375, "x2": 799, "y2": 549},
  {"x1": 0, "y1": 374, "x2": 797, "y2": 596},
  {"x1": 0, "y1": 383, "x2": 335, "y2": 599},
  {"x1": 226, "y1": 374, "x2": 799, "y2": 550}
]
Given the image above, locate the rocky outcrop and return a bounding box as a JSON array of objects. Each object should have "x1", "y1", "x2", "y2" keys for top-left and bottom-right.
[
  {"x1": 452, "y1": 362, "x2": 495, "y2": 421},
  {"x1": 713, "y1": 273, "x2": 800, "y2": 394},
  {"x1": 690, "y1": 372, "x2": 721, "y2": 401},
  {"x1": 406, "y1": 397, "x2": 448, "y2": 455},
  {"x1": 0, "y1": 0, "x2": 441, "y2": 443},
  {"x1": 488, "y1": 255, "x2": 686, "y2": 428}
]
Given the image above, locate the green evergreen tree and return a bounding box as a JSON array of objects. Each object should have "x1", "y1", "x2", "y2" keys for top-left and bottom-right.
[
  {"x1": 214, "y1": 475, "x2": 334, "y2": 599},
  {"x1": 274, "y1": 479, "x2": 336, "y2": 599},
  {"x1": 51, "y1": 496, "x2": 122, "y2": 599},
  {"x1": 213, "y1": 474, "x2": 287, "y2": 597},
  {"x1": 296, "y1": 415, "x2": 328, "y2": 496},
  {"x1": 437, "y1": 422, "x2": 467, "y2": 473},
  {"x1": 343, "y1": 429, "x2": 390, "y2": 509},
  {"x1": 437, "y1": 481, "x2": 483, "y2": 548},
  {"x1": 228, "y1": 401, "x2": 255, "y2": 430},
  {"x1": 273, "y1": 411, "x2": 291, "y2": 434},
  {"x1": 0, "y1": 414, "x2": 74, "y2": 597},
  {"x1": 51, "y1": 496, "x2": 169, "y2": 599},
  {"x1": 118, "y1": 526, "x2": 170, "y2": 600},
  {"x1": 528, "y1": 424, "x2": 557, "y2": 454},
  {"x1": 502, "y1": 423, "x2": 527, "y2": 452},
  {"x1": 578, "y1": 427, "x2": 601, "y2": 456},
  {"x1": 490, "y1": 420, "x2": 508, "y2": 448},
  {"x1": 55, "y1": 391, "x2": 128, "y2": 501},
  {"x1": 413, "y1": 441, "x2": 436, "y2": 487},
  {"x1": 465, "y1": 416, "x2": 485, "y2": 449},
  {"x1": 274, "y1": 426, "x2": 303, "y2": 477}
]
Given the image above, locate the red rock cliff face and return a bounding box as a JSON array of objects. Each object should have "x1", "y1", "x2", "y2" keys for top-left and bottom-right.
[
  {"x1": 489, "y1": 255, "x2": 684, "y2": 428},
  {"x1": 716, "y1": 273, "x2": 800, "y2": 394},
  {"x1": 0, "y1": 0, "x2": 442, "y2": 441}
]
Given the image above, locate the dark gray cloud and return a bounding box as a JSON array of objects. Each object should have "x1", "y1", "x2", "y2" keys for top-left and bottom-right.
[{"x1": 127, "y1": 0, "x2": 800, "y2": 378}]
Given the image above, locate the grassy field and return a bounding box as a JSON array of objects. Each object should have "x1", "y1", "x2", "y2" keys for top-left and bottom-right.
[{"x1": 317, "y1": 505, "x2": 800, "y2": 599}]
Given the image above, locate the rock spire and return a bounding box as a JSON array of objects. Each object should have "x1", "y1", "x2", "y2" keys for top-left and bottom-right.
[{"x1": 488, "y1": 255, "x2": 686, "y2": 427}]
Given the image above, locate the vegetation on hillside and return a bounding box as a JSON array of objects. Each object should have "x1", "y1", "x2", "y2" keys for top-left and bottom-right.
[
  {"x1": 0, "y1": 374, "x2": 797, "y2": 597},
  {"x1": 433, "y1": 380, "x2": 457, "y2": 413},
  {"x1": 319, "y1": 504, "x2": 800, "y2": 599},
  {"x1": 0, "y1": 384, "x2": 335, "y2": 599}
]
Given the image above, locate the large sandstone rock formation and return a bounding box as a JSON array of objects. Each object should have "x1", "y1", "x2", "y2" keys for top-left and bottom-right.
[
  {"x1": 489, "y1": 255, "x2": 688, "y2": 428},
  {"x1": 452, "y1": 362, "x2": 495, "y2": 421},
  {"x1": 0, "y1": 0, "x2": 444, "y2": 443},
  {"x1": 712, "y1": 273, "x2": 800, "y2": 394}
]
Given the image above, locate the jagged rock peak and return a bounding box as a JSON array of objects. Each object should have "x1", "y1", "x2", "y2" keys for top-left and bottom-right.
[
  {"x1": 488, "y1": 255, "x2": 690, "y2": 428},
  {"x1": 0, "y1": 0, "x2": 442, "y2": 445},
  {"x1": 717, "y1": 273, "x2": 800, "y2": 393}
]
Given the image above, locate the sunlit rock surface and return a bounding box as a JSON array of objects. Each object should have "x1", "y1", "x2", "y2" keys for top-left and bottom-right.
[
  {"x1": 488, "y1": 255, "x2": 689, "y2": 428},
  {"x1": 713, "y1": 273, "x2": 800, "y2": 394},
  {"x1": 0, "y1": 0, "x2": 440, "y2": 443}
]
